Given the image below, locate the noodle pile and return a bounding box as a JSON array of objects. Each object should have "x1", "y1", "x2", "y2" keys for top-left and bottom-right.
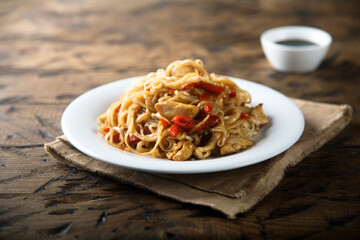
[{"x1": 97, "y1": 59, "x2": 269, "y2": 161}]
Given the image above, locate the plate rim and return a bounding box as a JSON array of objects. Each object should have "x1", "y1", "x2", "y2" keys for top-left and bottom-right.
[{"x1": 61, "y1": 76, "x2": 305, "y2": 174}]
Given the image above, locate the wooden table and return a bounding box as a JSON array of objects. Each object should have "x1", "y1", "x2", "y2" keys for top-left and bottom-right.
[{"x1": 1, "y1": 0, "x2": 359, "y2": 239}]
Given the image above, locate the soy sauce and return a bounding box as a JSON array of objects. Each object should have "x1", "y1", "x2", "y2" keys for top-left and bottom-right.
[{"x1": 276, "y1": 40, "x2": 318, "y2": 47}]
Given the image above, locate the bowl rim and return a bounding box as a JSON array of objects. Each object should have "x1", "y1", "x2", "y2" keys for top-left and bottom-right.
[{"x1": 260, "y1": 25, "x2": 332, "y2": 52}]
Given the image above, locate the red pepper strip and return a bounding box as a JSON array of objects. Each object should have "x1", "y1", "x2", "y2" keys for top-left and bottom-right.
[
  {"x1": 171, "y1": 114, "x2": 220, "y2": 133},
  {"x1": 193, "y1": 115, "x2": 221, "y2": 133},
  {"x1": 171, "y1": 115, "x2": 199, "y2": 131},
  {"x1": 196, "y1": 81, "x2": 225, "y2": 94},
  {"x1": 184, "y1": 83, "x2": 196, "y2": 90},
  {"x1": 184, "y1": 81, "x2": 225, "y2": 95},
  {"x1": 200, "y1": 92, "x2": 210, "y2": 100},
  {"x1": 128, "y1": 133, "x2": 140, "y2": 143},
  {"x1": 229, "y1": 90, "x2": 236, "y2": 98},
  {"x1": 160, "y1": 118, "x2": 171, "y2": 127},
  {"x1": 205, "y1": 115, "x2": 220, "y2": 127},
  {"x1": 169, "y1": 124, "x2": 182, "y2": 137},
  {"x1": 168, "y1": 89, "x2": 175, "y2": 94},
  {"x1": 204, "y1": 104, "x2": 212, "y2": 115},
  {"x1": 240, "y1": 112, "x2": 251, "y2": 120}
]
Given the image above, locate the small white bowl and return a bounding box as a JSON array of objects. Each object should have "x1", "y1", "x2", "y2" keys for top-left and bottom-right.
[{"x1": 260, "y1": 26, "x2": 332, "y2": 73}]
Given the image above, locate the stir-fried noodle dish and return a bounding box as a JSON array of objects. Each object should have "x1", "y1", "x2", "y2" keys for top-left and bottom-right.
[{"x1": 98, "y1": 59, "x2": 269, "y2": 161}]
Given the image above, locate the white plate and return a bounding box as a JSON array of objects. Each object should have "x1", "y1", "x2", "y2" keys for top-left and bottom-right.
[{"x1": 61, "y1": 76, "x2": 304, "y2": 174}]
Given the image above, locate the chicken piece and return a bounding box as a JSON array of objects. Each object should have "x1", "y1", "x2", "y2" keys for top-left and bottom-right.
[
  {"x1": 220, "y1": 136, "x2": 254, "y2": 155},
  {"x1": 171, "y1": 63, "x2": 194, "y2": 78},
  {"x1": 166, "y1": 141, "x2": 196, "y2": 161},
  {"x1": 155, "y1": 101, "x2": 200, "y2": 120},
  {"x1": 250, "y1": 104, "x2": 269, "y2": 125}
]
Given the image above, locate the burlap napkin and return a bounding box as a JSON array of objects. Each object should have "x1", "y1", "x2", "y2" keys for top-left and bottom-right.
[{"x1": 45, "y1": 99, "x2": 352, "y2": 218}]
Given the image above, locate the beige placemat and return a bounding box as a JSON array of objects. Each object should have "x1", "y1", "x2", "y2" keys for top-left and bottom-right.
[{"x1": 45, "y1": 99, "x2": 352, "y2": 218}]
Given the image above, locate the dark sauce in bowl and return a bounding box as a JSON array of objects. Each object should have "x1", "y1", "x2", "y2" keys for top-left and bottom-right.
[{"x1": 276, "y1": 40, "x2": 318, "y2": 47}]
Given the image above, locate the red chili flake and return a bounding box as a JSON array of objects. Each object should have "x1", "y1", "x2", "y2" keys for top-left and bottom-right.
[
  {"x1": 229, "y1": 90, "x2": 236, "y2": 98},
  {"x1": 198, "y1": 132, "x2": 211, "y2": 146},
  {"x1": 200, "y1": 92, "x2": 210, "y2": 100},
  {"x1": 128, "y1": 133, "x2": 140, "y2": 143},
  {"x1": 99, "y1": 124, "x2": 110, "y2": 133},
  {"x1": 143, "y1": 124, "x2": 151, "y2": 135},
  {"x1": 112, "y1": 132, "x2": 120, "y2": 143},
  {"x1": 240, "y1": 112, "x2": 251, "y2": 119},
  {"x1": 204, "y1": 104, "x2": 212, "y2": 115},
  {"x1": 168, "y1": 89, "x2": 175, "y2": 94}
]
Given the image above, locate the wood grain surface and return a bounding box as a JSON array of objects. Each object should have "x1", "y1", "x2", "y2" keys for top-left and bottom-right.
[{"x1": 0, "y1": 0, "x2": 359, "y2": 239}]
